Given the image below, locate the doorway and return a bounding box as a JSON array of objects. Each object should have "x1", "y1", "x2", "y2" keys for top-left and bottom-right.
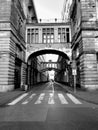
[{"x1": 15, "y1": 58, "x2": 22, "y2": 89}]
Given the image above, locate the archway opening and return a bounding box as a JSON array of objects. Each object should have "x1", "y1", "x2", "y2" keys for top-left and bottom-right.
[
  {"x1": 28, "y1": 49, "x2": 70, "y2": 61},
  {"x1": 27, "y1": 49, "x2": 72, "y2": 89}
]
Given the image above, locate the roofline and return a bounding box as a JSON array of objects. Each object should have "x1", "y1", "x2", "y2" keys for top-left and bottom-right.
[{"x1": 26, "y1": 21, "x2": 71, "y2": 26}]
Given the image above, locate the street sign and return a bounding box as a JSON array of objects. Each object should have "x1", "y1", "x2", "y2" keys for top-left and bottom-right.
[
  {"x1": 72, "y1": 69, "x2": 77, "y2": 75},
  {"x1": 72, "y1": 69, "x2": 77, "y2": 93}
]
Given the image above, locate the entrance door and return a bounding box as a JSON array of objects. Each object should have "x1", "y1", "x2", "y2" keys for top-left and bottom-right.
[{"x1": 15, "y1": 58, "x2": 21, "y2": 89}]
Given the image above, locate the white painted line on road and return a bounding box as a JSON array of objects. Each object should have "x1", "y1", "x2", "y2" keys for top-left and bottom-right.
[
  {"x1": 22, "y1": 93, "x2": 36, "y2": 105},
  {"x1": 48, "y1": 93, "x2": 55, "y2": 104},
  {"x1": 35, "y1": 93, "x2": 45, "y2": 104},
  {"x1": 8, "y1": 93, "x2": 28, "y2": 105},
  {"x1": 67, "y1": 93, "x2": 82, "y2": 104},
  {"x1": 58, "y1": 93, "x2": 68, "y2": 104}
]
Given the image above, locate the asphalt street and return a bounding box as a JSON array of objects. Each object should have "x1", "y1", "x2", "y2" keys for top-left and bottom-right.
[{"x1": 0, "y1": 81, "x2": 98, "y2": 130}]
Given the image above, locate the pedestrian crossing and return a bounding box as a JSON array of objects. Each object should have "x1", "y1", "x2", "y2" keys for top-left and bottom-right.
[
  {"x1": 7, "y1": 92, "x2": 82, "y2": 106},
  {"x1": 58, "y1": 93, "x2": 68, "y2": 104},
  {"x1": 35, "y1": 93, "x2": 45, "y2": 104},
  {"x1": 22, "y1": 94, "x2": 36, "y2": 105},
  {"x1": 48, "y1": 93, "x2": 55, "y2": 104},
  {"x1": 8, "y1": 93, "x2": 28, "y2": 105}
]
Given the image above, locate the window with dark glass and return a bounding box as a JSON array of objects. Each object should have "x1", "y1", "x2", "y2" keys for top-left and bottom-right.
[
  {"x1": 27, "y1": 29, "x2": 31, "y2": 44},
  {"x1": 66, "y1": 28, "x2": 70, "y2": 42},
  {"x1": 27, "y1": 28, "x2": 39, "y2": 44}
]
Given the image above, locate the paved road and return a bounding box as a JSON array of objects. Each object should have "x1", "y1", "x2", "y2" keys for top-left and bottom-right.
[{"x1": 0, "y1": 81, "x2": 98, "y2": 130}]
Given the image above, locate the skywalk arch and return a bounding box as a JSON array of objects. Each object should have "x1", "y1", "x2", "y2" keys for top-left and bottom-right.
[{"x1": 27, "y1": 48, "x2": 72, "y2": 88}]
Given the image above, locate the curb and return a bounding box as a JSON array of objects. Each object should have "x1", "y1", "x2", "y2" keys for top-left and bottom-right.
[
  {"x1": 56, "y1": 82, "x2": 98, "y2": 105},
  {"x1": 67, "y1": 90, "x2": 98, "y2": 105}
]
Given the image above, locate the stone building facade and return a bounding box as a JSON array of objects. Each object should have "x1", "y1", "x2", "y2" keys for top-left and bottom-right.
[
  {"x1": 70, "y1": 0, "x2": 98, "y2": 90},
  {"x1": 26, "y1": 22, "x2": 71, "y2": 61},
  {"x1": 26, "y1": 22, "x2": 72, "y2": 88},
  {"x1": 1, "y1": 0, "x2": 98, "y2": 92},
  {"x1": 0, "y1": 0, "x2": 37, "y2": 92}
]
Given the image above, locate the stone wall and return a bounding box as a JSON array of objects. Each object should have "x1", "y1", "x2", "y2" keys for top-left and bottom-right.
[
  {"x1": 0, "y1": 0, "x2": 26, "y2": 92},
  {"x1": 70, "y1": 0, "x2": 98, "y2": 90}
]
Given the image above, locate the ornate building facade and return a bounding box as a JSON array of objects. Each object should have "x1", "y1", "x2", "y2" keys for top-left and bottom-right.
[
  {"x1": 1, "y1": 0, "x2": 98, "y2": 92},
  {"x1": 0, "y1": 0, "x2": 37, "y2": 92},
  {"x1": 70, "y1": 0, "x2": 98, "y2": 90}
]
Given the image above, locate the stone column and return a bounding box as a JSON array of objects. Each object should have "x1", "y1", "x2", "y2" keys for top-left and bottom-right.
[{"x1": 80, "y1": 53, "x2": 98, "y2": 90}]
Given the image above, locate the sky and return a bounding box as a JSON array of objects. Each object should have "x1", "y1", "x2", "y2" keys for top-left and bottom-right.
[
  {"x1": 44, "y1": 54, "x2": 58, "y2": 62},
  {"x1": 34, "y1": 0, "x2": 65, "y2": 19}
]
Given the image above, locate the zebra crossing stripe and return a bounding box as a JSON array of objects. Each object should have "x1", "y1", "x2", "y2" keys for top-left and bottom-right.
[
  {"x1": 48, "y1": 93, "x2": 55, "y2": 104},
  {"x1": 22, "y1": 93, "x2": 36, "y2": 105},
  {"x1": 7, "y1": 93, "x2": 82, "y2": 106},
  {"x1": 34, "y1": 93, "x2": 45, "y2": 104},
  {"x1": 8, "y1": 93, "x2": 28, "y2": 105},
  {"x1": 58, "y1": 93, "x2": 68, "y2": 104},
  {"x1": 67, "y1": 93, "x2": 82, "y2": 104}
]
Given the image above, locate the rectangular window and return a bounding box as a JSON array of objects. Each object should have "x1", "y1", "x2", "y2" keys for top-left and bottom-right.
[
  {"x1": 27, "y1": 33, "x2": 30, "y2": 44},
  {"x1": 51, "y1": 39, "x2": 54, "y2": 43},
  {"x1": 66, "y1": 33, "x2": 70, "y2": 42},
  {"x1": 58, "y1": 34, "x2": 61, "y2": 43},
  {"x1": 66, "y1": 28, "x2": 70, "y2": 42},
  {"x1": 58, "y1": 28, "x2": 66, "y2": 42},
  {"x1": 44, "y1": 39, "x2": 46, "y2": 43},
  {"x1": 42, "y1": 28, "x2": 54, "y2": 43},
  {"x1": 31, "y1": 33, "x2": 34, "y2": 43},
  {"x1": 27, "y1": 29, "x2": 31, "y2": 44},
  {"x1": 43, "y1": 33, "x2": 47, "y2": 43},
  {"x1": 27, "y1": 28, "x2": 39, "y2": 44},
  {"x1": 58, "y1": 27, "x2": 70, "y2": 43},
  {"x1": 35, "y1": 33, "x2": 39, "y2": 43},
  {"x1": 47, "y1": 39, "x2": 50, "y2": 43}
]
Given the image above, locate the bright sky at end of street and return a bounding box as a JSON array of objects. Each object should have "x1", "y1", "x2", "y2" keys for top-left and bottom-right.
[
  {"x1": 34, "y1": 0, "x2": 65, "y2": 19},
  {"x1": 44, "y1": 54, "x2": 58, "y2": 62}
]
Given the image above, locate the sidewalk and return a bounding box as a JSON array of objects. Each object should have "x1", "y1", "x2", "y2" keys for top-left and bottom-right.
[
  {"x1": 61, "y1": 84, "x2": 98, "y2": 105},
  {"x1": 0, "y1": 89, "x2": 25, "y2": 106}
]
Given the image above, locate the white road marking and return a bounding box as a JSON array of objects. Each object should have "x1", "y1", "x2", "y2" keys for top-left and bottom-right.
[
  {"x1": 34, "y1": 93, "x2": 45, "y2": 104},
  {"x1": 67, "y1": 93, "x2": 82, "y2": 104},
  {"x1": 48, "y1": 93, "x2": 55, "y2": 104},
  {"x1": 22, "y1": 93, "x2": 36, "y2": 105},
  {"x1": 8, "y1": 93, "x2": 28, "y2": 105},
  {"x1": 58, "y1": 93, "x2": 68, "y2": 104}
]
